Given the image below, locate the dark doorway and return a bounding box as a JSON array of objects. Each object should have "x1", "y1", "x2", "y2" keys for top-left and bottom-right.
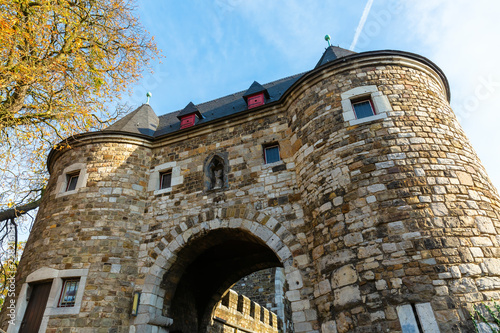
[
  {"x1": 19, "y1": 280, "x2": 53, "y2": 333},
  {"x1": 162, "y1": 229, "x2": 282, "y2": 333}
]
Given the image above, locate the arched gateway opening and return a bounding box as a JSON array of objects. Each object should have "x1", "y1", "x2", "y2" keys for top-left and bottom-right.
[
  {"x1": 166, "y1": 228, "x2": 284, "y2": 332},
  {"x1": 134, "y1": 215, "x2": 301, "y2": 333}
]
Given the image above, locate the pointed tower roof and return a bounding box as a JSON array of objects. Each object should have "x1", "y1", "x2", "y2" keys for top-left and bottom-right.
[
  {"x1": 242, "y1": 81, "x2": 270, "y2": 101},
  {"x1": 315, "y1": 46, "x2": 356, "y2": 68},
  {"x1": 105, "y1": 104, "x2": 159, "y2": 136},
  {"x1": 177, "y1": 101, "x2": 203, "y2": 120}
]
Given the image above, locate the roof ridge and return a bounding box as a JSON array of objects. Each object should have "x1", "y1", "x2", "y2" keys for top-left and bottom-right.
[{"x1": 159, "y1": 71, "x2": 307, "y2": 117}]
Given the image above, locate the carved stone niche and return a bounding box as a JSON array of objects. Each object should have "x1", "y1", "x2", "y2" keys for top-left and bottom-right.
[{"x1": 204, "y1": 153, "x2": 229, "y2": 191}]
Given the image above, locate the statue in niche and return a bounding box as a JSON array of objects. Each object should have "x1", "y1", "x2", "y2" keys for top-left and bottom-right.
[{"x1": 209, "y1": 157, "x2": 224, "y2": 189}]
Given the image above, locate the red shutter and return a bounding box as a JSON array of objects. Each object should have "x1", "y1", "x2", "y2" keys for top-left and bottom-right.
[
  {"x1": 180, "y1": 114, "x2": 196, "y2": 129},
  {"x1": 247, "y1": 93, "x2": 265, "y2": 109}
]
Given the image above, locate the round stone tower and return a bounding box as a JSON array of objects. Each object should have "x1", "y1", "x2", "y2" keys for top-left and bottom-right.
[
  {"x1": 3, "y1": 47, "x2": 500, "y2": 333},
  {"x1": 4, "y1": 133, "x2": 154, "y2": 332},
  {"x1": 287, "y1": 50, "x2": 500, "y2": 332}
]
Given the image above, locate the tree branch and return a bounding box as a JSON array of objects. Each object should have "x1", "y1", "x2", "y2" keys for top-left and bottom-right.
[{"x1": 0, "y1": 198, "x2": 41, "y2": 223}]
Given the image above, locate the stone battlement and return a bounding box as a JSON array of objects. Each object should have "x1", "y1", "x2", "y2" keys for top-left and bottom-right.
[{"x1": 211, "y1": 289, "x2": 278, "y2": 333}]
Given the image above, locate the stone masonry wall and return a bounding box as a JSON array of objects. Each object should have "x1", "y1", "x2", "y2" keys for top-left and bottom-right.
[{"x1": 135, "y1": 107, "x2": 306, "y2": 331}]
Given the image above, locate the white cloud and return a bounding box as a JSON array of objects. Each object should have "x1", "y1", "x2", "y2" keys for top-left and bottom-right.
[{"x1": 350, "y1": 0, "x2": 374, "y2": 50}]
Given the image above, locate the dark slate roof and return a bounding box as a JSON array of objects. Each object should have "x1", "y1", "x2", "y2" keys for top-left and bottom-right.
[
  {"x1": 315, "y1": 46, "x2": 356, "y2": 68},
  {"x1": 153, "y1": 72, "x2": 304, "y2": 137},
  {"x1": 242, "y1": 81, "x2": 270, "y2": 101},
  {"x1": 105, "y1": 45, "x2": 356, "y2": 138},
  {"x1": 104, "y1": 103, "x2": 158, "y2": 136},
  {"x1": 177, "y1": 101, "x2": 203, "y2": 120}
]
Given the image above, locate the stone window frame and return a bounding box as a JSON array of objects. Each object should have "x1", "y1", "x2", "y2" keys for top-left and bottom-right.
[
  {"x1": 54, "y1": 163, "x2": 88, "y2": 198},
  {"x1": 148, "y1": 161, "x2": 183, "y2": 195},
  {"x1": 341, "y1": 85, "x2": 392, "y2": 126},
  {"x1": 8, "y1": 267, "x2": 89, "y2": 333}
]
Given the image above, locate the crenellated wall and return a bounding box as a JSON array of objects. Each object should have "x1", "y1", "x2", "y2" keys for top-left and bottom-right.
[{"x1": 209, "y1": 289, "x2": 278, "y2": 333}]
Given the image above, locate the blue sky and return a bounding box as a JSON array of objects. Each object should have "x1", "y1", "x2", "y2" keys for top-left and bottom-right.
[{"x1": 130, "y1": 0, "x2": 500, "y2": 191}]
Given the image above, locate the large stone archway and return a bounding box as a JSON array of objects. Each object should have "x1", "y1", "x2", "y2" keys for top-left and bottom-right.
[{"x1": 132, "y1": 213, "x2": 310, "y2": 333}]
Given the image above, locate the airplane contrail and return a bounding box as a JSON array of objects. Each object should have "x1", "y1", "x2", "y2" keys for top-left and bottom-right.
[{"x1": 350, "y1": 0, "x2": 374, "y2": 51}]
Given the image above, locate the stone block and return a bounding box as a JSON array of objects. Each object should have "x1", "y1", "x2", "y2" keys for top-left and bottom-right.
[
  {"x1": 334, "y1": 285, "x2": 361, "y2": 308},
  {"x1": 321, "y1": 321, "x2": 338, "y2": 333},
  {"x1": 331, "y1": 264, "x2": 358, "y2": 289},
  {"x1": 484, "y1": 258, "x2": 500, "y2": 275},
  {"x1": 476, "y1": 216, "x2": 496, "y2": 234}
]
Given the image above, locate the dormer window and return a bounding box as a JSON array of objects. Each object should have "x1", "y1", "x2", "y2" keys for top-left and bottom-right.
[
  {"x1": 247, "y1": 93, "x2": 265, "y2": 109},
  {"x1": 180, "y1": 114, "x2": 196, "y2": 129},
  {"x1": 243, "y1": 81, "x2": 269, "y2": 110},
  {"x1": 177, "y1": 102, "x2": 203, "y2": 129}
]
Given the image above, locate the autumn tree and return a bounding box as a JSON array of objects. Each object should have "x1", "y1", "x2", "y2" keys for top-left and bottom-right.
[
  {"x1": 0, "y1": 0, "x2": 160, "y2": 275},
  {"x1": 0, "y1": 241, "x2": 24, "y2": 310}
]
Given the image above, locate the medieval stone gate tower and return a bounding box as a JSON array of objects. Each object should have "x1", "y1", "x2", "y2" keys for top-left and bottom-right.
[{"x1": 3, "y1": 45, "x2": 500, "y2": 333}]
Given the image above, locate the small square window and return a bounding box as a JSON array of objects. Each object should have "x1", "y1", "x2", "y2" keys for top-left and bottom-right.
[
  {"x1": 66, "y1": 173, "x2": 79, "y2": 192},
  {"x1": 160, "y1": 171, "x2": 172, "y2": 189},
  {"x1": 264, "y1": 145, "x2": 280, "y2": 164},
  {"x1": 352, "y1": 99, "x2": 375, "y2": 119},
  {"x1": 58, "y1": 279, "x2": 79, "y2": 307}
]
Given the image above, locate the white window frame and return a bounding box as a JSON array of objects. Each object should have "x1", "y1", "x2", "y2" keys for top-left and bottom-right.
[
  {"x1": 148, "y1": 161, "x2": 183, "y2": 195},
  {"x1": 8, "y1": 267, "x2": 89, "y2": 333},
  {"x1": 55, "y1": 163, "x2": 88, "y2": 198},
  {"x1": 341, "y1": 85, "x2": 393, "y2": 126}
]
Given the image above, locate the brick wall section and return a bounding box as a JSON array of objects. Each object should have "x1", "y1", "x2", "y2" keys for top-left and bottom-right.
[{"x1": 3, "y1": 53, "x2": 500, "y2": 333}]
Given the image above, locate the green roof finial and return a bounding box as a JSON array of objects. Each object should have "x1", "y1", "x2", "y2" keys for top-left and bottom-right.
[
  {"x1": 325, "y1": 34, "x2": 331, "y2": 47},
  {"x1": 146, "y1": 92, "x2": 152, "y2": 104}
]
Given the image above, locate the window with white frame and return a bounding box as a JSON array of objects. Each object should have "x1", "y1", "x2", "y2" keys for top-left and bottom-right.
[
  {"x1": 341, "y1": 85, "x2": 393, "y2": 126},
  {"x1": 9, "y1": 268, "x2": 88, "y2": 333},
  {"x1": 55, "y1": 163, "x2": 88, "y2": 198},
  {"x1": 148, "y1": 161, "x2": 183, "y2": 195}
]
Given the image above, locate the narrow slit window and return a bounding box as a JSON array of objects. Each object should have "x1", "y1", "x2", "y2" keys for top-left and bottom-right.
[
  {"x1": 352, "y1": 99, "x2": 375, "y2": 119},
  {"x1": 58, "y1": 279, "x2": 79, "y2": 307},
  {"x1": 66, "y1": 172, "x2": 79, "y2": 192},
  {"x1": 160, "y1": 171, "x2": 172, "y2": 190},
  {"x1": 264, "y1": 145, "x2": 280, "y2": 164}
]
